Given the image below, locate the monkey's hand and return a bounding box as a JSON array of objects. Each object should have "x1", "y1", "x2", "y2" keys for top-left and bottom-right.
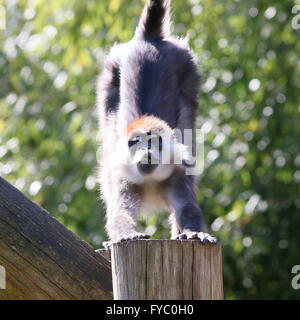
[
  {"x1": 177, "y1": 231, "x2": 217, "y2": 244},
  {"x1": 117, "y1": 232, "x2": 150, "y2": 243}
]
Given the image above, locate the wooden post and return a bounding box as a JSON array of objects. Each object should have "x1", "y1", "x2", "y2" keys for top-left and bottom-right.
[
  {"x1": 0, "y1": 177, "x2": 112, "y2": 300},
  {"x1": 110, "y1": 239, "x2": 223, "y2": 300},
  {"x1": 0, "y1": 177, "x2": 223, "y2": 300}
]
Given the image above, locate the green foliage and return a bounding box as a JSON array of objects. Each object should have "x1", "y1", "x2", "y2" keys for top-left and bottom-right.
[{"x1": 1, "y1": 0, "x2": 300, "y2": 299}]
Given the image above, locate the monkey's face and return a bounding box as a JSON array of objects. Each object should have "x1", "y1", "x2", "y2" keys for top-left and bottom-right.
[
  {"x1": 122, "y1": 116, "x2": 191, "y2": 183},
  {"x1": 125, "y1": 128, "x2": 188, "y2": 183},
  {"x1": 128, "y1": 130, "x2": 163, "y2": 175}
]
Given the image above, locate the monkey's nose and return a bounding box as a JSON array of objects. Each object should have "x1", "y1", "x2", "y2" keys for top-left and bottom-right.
[{"x1": 137, "y1": 153, "x2": 158, "y2": 175}]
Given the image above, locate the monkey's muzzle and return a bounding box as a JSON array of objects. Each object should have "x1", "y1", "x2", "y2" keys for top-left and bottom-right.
[{"x1": 137, "y1": 152, "x2": 158, "y2": 175}]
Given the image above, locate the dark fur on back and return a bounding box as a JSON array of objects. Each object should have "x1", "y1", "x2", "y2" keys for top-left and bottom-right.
[{"x1": 97, "y1": 0, "x2": 201, "y2": 133}]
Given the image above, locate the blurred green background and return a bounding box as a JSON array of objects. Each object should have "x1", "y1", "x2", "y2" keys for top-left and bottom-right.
[{"x1": 1, "y1": 0, "x2": 300, "y2": 299}]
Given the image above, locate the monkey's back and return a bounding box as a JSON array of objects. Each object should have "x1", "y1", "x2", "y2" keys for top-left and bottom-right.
[{"x1": 118, "y1": 38, "x2": 200, "y2": 129}]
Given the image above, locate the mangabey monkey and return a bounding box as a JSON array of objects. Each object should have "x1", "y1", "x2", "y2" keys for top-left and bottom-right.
[{"x1": 97, "y1": 0, "x2": 217, "y2": 244}]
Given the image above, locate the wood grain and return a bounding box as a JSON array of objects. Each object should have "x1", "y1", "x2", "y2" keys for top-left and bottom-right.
[
  {"x1": 0, "y1": 177, "x2": 113, "y2": 300},
  {"x1": 181, "y1": 240, "x2": 194, "y2": 299},
  {"x1": 211, "y1": 244, "x2": 224, "y2": 299},
  {"x1": 111, "y1": 239, "x2": 223, "y2": 300},
  {"x1": 193, "y1": 241, "x2": 211, "y2": 299},
  {"x1": 162, "y1": 240, "x2": 183, "y2": 299},
  {"x1": 0, "y1": 176, "x2": 223, "y2": 300}
]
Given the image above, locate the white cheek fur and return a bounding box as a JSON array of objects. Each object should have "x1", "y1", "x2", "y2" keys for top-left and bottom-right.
[{"x1": 114, "y1": 133, "x2": 188, "y2": 185}]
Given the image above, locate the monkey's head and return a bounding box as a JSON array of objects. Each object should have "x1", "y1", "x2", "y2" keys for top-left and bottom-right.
[{"x1": 123, "y1": 116, "x2": 191, "y2": 183}]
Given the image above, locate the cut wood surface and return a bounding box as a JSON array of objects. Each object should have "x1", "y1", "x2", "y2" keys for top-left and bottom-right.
[
  {"x1": 111, "y1": 239, "x2": 223, "y2": 300},
  {"x1": 0, "y1": 177, "x2": 113, "y2": 300},
  {"x1": 0, "y1": 177, "x2": 223, "y2": 300}
]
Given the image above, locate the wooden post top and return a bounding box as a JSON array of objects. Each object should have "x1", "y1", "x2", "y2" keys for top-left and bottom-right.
[{"x1": 110, "y1": 239, "x2": 223, "y2": 300}]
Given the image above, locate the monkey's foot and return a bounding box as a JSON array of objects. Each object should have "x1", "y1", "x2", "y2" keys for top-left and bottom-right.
[
  {"x1": 117, "y1": 232, "x2": 151, "y2": 243},
  {"x1": 102, "y1": 241, "x2": 111, "y2": 250},
  {"x1": 177, "y1": 231, "x2": 217, "y2": 244}
]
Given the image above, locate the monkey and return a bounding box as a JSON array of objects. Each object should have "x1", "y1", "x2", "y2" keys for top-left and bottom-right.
[{"x1": 97, "y1": 0, "x2": 217, "y2": 244}]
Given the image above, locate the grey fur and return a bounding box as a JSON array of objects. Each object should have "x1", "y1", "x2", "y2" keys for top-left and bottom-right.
[{"x1": 97, "y1": 0, "x2": 216, "y2": 243}]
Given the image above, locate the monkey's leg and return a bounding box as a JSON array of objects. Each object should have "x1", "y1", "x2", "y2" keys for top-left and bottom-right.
[
  {"x1": 168, "y1": 173, "x2": 217, "y2": 243},
  {"x1": 169, "y1": 213, "x2": 180, "y2": 239},
  {"x1": 105, "y1": 182, "x2": 150, "y2": 243}
]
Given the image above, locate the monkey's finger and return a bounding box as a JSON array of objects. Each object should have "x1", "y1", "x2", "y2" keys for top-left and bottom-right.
[
  {"x1": 117, "y1": 232, "x2": 151, "y2": 242},
  {"x1": 197, "y1": 232, "x2": 218, "y2": 244},
  {"x1": 132, "y1": 233, "x2": 151, "y2": 240},
  {"x1": 102, "y1": 241, "x2": 111, "y2": 250},
  {"x1": 205, "y1": 234, "x2": 218, "y2": 243}
]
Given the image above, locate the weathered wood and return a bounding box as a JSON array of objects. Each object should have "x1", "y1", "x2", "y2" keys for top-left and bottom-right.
[
  {"x1": 96, "y1": 248, "x2": 111, "y2": 262},
  {"x1": 0, "y1": 177, "x2": 223, "y2": 300},
  {"x1": 0, "y1": 177, "x2": 113, "y2": 300},
  {"x1": 211, "y1": 244, "x2": 224, "y2": 299},
  {"x1": 146, "y1": 239, "x2": 163, "y2": 299},
  {"x1": 193, "y1": 241, "x2": 211, "y2": 299},
  {"x1": 162, "y1": 240, "x2": 183, "y2": 299},
  {"x1": 111, "y1": 239, "x2": 223, "y2": 300},
  {"x1": 111, "y1": 240, "x2": 147, "y2": 300},
  {"x1": 182, "y1": 240, "x2": 193, "y2": 299}
]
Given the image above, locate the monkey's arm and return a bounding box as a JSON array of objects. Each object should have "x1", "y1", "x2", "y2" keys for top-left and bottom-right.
[
  {"x1": 168, "y1": 171, "x2": 217, "y2": 243},
  {"x1": 105, "y1": 180, "x2": 149, "y2": 242}
]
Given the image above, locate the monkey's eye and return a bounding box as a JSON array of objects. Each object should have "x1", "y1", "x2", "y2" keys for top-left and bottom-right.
[{"x1": 128, "y1": 138, "x2": 139, "y2": 148}]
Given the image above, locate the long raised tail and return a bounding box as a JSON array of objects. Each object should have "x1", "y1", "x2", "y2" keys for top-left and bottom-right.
[{"x1": 135, "y1": 0, "x2": 171, "y2": 40}]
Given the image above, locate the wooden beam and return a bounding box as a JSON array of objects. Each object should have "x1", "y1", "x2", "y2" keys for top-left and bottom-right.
[
  {"x1": 0, "y1": 177, "x2": 113, "y2": 300},
  {"x1": 110, "y1": 239, "x2": 223, "y2": 300}
]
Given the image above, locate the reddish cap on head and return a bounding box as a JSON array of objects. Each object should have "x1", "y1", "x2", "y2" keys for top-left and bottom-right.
[{"x1": 126, "y1": 115, "x2": 172, "y2": 136}]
